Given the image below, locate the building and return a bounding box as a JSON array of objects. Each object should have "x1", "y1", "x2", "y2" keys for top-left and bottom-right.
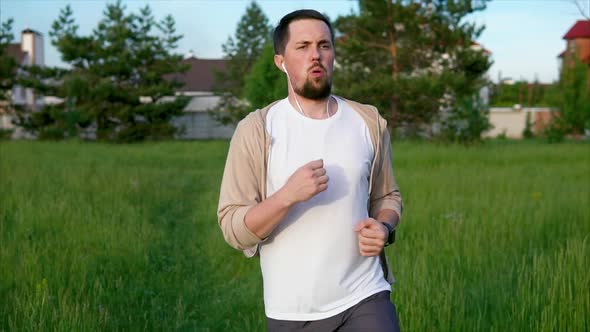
[
  {"x1": 1, "y1": 29, "x2": 44, "y2": 136},
  {"x1": 558, "y1": 20, "x2": 590, "y2": 71},
  {"x1": 167, "y1": 56, "x2": 236, "y2": 139}
]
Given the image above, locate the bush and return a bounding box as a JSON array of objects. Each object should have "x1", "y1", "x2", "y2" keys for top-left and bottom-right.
[
  {"x1": 0, "y1": 128, "x2": 13, "y2": 140},
  {"x1": 544, "y1": 122, "x2": 566, "y2": 143},
  {"x1": 439, "y1": 95, "x2": 491, "y2": 144},
  {"x1": 523, "y1": 112, "x2": 535, "y2": 139}
]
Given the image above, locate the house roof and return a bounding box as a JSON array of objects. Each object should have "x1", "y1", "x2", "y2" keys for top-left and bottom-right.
[
  {"x1": 563, "y1": 20, "x2": 590, "y2": 40},
  {"x1": 5, "y1": 43, "x2": 27, "y2": 64},
  {"x1": 22, "y1": 28, "x2": 43, "y2": 36},
  {"x1": 470, "y1": 41, "x2": 491, "y2": 55},
  {"x1": 167, "y1": 57, "x2": 227, "y2": 92}
]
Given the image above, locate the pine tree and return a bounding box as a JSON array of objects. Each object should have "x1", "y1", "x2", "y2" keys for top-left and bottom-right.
[
  {"x1": 0, "y1": 18, "x2": 16, "y2": 106},
  {"x1": 213, "y1": 1, "x2": 272, "y2": 124},
  {"x1": 0, "y1": 18, "x2": 17, "y2": 138},
  {"x1": 242, "y1": 42, "x2": 286, "y2": 110},
  {"x1": 334, "y1": 0, "x2": 492, "y2": 141},
  {"x1": 556, "y1": 56, "x2": 590, "y2": 137},
  {"x1": 16, "y1": 1, "x2": 189, "y2": 142}
]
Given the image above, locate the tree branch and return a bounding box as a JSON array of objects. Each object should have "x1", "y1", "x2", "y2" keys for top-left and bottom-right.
[{"x1": 572, "y1": 0, "x2": 590, "y2": 19}]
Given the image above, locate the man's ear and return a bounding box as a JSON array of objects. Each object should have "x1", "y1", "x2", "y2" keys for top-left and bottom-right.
[{"x1": 274, "y1": 55, "x2": 285, "y2": 73}]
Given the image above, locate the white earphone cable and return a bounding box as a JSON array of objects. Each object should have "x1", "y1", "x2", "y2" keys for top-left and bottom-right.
[{"x1": 283, "y1": 63, "x2": 330, "y2": 119}]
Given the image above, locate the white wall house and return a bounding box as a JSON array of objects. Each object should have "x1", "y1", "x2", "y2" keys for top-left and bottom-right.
[
  {"x1": 165, "y1": 92, "x2": 235, "y2": 140},
  {"x1": 166, "y1": 56, "x2": 236, "y2": 139}
]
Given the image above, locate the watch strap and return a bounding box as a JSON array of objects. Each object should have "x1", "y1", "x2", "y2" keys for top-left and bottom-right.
[{"x1": 381, "y1": 222, "x2": 396, "y2": 246}]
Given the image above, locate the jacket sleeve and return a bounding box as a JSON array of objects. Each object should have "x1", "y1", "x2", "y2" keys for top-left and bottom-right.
[
  {"x1": 217, "y1": 117, "x2": 265, "y2": 254},
  {"x1": 369, "y1": 127, "x2": 403, "y2": 220}
]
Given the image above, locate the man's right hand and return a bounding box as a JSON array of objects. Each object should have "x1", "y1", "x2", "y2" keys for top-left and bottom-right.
[
  {"x1": 243, "y1": 159, "x2": 329, "y2": 239},
  {"x1": 278, "y1": 159, "x2": 329, "y2": 206}
]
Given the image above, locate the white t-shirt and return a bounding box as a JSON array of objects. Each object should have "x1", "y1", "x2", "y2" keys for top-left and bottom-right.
[{"x1": 261, "y1": 96, "x2": 391, "y2": 321}]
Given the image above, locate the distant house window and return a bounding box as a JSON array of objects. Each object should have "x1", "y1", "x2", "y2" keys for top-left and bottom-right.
[{"x1": 568, "y1": 41, "x2": 576, "y2": 53}]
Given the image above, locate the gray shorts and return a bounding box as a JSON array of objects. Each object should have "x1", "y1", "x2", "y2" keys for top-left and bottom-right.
[{"x1": 266, "y1": 291, "x2": 400, "y2": 332}]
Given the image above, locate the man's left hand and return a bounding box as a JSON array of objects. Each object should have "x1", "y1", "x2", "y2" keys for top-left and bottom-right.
[{"x1": 353, "y1": 218, "x2": 388, "y2": 257}]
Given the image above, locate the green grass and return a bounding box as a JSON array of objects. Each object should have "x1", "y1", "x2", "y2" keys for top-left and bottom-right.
[{"x1": 1, "y1": 140, "x2": 588, "y2": 331}]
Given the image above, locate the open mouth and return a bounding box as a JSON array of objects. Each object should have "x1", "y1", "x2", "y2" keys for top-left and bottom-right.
[{"x1": 310, "y1": 67, "x2": 324, "y2": 77}]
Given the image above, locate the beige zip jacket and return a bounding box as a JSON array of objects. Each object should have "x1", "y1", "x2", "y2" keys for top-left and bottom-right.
[{"x1": 217, "y1": 97, "x2": 403, "y2": 283}]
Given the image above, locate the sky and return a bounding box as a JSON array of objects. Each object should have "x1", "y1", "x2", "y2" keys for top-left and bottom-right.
[{"x1": 1, "y1": 0, "x2": 588, "y2": 84}]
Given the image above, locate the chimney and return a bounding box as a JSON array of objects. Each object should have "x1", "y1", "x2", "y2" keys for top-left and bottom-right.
[
  {"x1": 21, "y1": 28, "x2": 45, "y2": 110},
  {"x1": 21, "y1": 28, "x2": 44, "y2": 67}
]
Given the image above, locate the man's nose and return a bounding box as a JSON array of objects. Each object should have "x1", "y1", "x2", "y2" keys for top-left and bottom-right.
[{"x1": 310, "y1": 46, "x2": 321, "y2": 61}]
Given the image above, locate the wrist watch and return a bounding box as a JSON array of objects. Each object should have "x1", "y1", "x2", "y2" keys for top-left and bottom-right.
[{"x1": 381, "y1": 222, "x2": 396, "y2": 247}]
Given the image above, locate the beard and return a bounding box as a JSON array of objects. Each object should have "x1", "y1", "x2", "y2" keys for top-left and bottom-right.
[{"x1": 295, "y1": 74, "x2": 332, "y2": 100}]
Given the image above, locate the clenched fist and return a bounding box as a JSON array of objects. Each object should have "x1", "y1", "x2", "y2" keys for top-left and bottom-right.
[
  {"x1": 354, "y1": 218, "x2": 388, "y2": 257},
  {"x1": 280, "y1": 159, "x2": 329, "y2": 205}
]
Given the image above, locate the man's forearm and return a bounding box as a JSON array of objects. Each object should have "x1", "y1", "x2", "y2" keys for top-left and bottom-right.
[
  {"x1": 376, "y1": 209, "x2": 400, "y2": 228},
  {"x1": 243, "y1": 188, "x2": 294, "y2": 239}
]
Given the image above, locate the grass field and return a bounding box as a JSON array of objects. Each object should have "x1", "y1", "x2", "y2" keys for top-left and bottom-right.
[{"x1": 1, "y1": 140, "x2": 589, "y2": 331}]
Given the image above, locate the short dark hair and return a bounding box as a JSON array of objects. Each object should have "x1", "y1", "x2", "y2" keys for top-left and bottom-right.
[{"x1": 273, "y1": 9, "x2": 334, "y2": 55}]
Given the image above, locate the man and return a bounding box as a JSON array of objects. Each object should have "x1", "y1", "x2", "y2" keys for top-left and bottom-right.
[{"x1": 218, "y1": 9, "x2": 403, "y2": 332}]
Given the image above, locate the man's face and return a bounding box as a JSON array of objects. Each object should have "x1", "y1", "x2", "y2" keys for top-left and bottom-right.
[{"x1": 282, "y1": 19, "x2": 335, "y2": 100}]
